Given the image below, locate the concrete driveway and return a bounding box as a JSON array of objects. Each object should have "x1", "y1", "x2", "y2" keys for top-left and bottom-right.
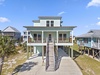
[{"x1": 17, "y1": 49, "x2": 83, "y2": 75}]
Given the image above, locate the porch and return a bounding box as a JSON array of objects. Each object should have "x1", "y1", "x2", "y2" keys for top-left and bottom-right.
[{"x1": 27, "y1": 30, "x2": 73, "y2": 44}]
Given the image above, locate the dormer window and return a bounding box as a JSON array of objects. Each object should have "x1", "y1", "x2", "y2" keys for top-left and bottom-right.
[
  {"x1": 46, "y1": 21, "x2": 49, "y2": 27},
  {"x1": 46, "y1": 21, "x2": 54, "y2": 27},
  {"x1": 51, "y1": 21, "x2": 54, "y2": 27}
]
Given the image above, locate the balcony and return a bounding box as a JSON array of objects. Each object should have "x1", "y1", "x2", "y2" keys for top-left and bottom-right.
[
  {"x1": 28, "y1": 37, "x2": 72, "y2": 43},
  {"x1": 58, "y1": 38, "x2": 72, "y2": 43},
  {"x1": 28, "y1": 38, "x2": 42, "y2": 43}
]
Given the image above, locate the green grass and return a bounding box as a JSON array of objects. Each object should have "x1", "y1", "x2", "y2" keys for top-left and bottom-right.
[{"x1": 72, "y1": 44, "x2": 100, "y2": 75}]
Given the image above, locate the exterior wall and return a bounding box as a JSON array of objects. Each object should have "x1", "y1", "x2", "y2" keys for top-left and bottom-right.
[
  {"x1": 44, "y1": 32, "x2": 56, "y2": 40},
  {"x1": 34, "y1": 22, "x2": 40, "y2": 27},
  {"x1": 34, "y1": 46, "x2": 42, "y2": 55},
  {"x1": 77, "y1": 38, "x2": 91, "y2": 47},
  {"x1": 3, "y1": 32, "x2": 21, "y2": 40},
  {"x1": 14, "y1": 32, "x2": 21, "y2": 40},
  {"x1": 40, "y1": 19, "x2": 61, "y2": 27}
]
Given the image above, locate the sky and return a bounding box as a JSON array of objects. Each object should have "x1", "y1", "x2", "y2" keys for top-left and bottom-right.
[{"x1": 0, "y1": 0, "x2": 100, "y2": 36}]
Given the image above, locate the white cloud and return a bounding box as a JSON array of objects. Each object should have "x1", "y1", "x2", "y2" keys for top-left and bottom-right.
[
  {"x1": 96, "y1": 21, "x2": 100, "y2": 25},
  {"x1": 98, "y1": 17, "x2": 100, "y2": 20},
  {"x1": 0, "y1": 0, "x2": 5, "y2": 5},
  {"x1": 87, "y1": 0, "x2": 100, "y2": 7},
  {"x1": 0, "y1": 17, "x2": 10, "y2": 23},
  {"x1": 58, "y1": 11, "x2": 66, "y2": 16}
]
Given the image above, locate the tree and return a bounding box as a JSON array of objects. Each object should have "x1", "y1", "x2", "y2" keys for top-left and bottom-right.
[{"x1": 0, "y1": 36, "x2": 16, "y2": 75}]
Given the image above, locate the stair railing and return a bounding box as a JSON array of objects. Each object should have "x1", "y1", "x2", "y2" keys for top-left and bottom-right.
[{"x1": 45, "y1": 37, "x2": 49, "y2": 70}]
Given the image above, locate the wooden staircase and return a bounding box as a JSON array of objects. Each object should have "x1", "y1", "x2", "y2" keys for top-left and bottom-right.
[{"x1": 46, "y1": 38, "x2": 55, "y2": 71}]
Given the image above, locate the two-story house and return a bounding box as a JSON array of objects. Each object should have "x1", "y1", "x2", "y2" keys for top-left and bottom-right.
[
  {"x1": 2, "y1": 26, "x2": 21, "y2": 40},
  {"x1": 24, "y1": 16, "x2": 76, "y2": 71}
]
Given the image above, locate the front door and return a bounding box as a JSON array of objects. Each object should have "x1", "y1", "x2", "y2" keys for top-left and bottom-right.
[{"x1": 49, "y1": 34, "x2": 52, "y2": 41}]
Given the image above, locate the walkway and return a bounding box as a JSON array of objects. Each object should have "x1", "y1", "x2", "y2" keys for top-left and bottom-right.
[{"x1": 17, "y1": 48, "x2": 83, "y2": 75}]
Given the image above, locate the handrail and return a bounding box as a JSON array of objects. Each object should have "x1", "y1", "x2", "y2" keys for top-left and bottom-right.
[
  {"x1": 45, "y1": 37, "x2": 56, "y2": 71},
  {"x1": 45, "y1": 37, "x2": 49, "y2": 70}
]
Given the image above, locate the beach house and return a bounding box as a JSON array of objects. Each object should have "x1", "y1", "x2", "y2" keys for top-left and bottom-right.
[{"x1": 24, "y1": 16, "x2": 76, "y2": 71}]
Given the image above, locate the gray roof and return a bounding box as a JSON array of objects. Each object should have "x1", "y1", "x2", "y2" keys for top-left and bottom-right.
[
  {"x1": 77, "y1": 30, "x2": 100, "y2": 38},
  {"x1": 23, "y1": 26, "x2": 77, "y2": 28},
  {"x1": 3, "y1": 26, "x2": 20, "y2": 33},
  {"x1": 38, "y1": 16, "x2": 62, "y2": 19},
  {"x1": 32, "y1": 20, "x2": 40, "y2": 22}
]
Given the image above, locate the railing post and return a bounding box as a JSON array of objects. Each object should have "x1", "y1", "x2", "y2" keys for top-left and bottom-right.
[
  {"x1": 57, "y1": 31, "x2": 58, "y2": 43},
  {"x1": 42, "y1": 31, "x2": 44, "y2": 43},
  {"x1": 72, "y1": 31, "x2": 73, "y2": 44}
]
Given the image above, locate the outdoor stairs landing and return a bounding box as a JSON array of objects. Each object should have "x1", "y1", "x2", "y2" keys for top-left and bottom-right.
[{"x1": 46, "y1": 43, "x2": 55, "y2": 71}]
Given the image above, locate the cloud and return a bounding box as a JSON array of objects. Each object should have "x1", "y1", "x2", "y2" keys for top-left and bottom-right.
[
  {"x1": 58, "y1": 11, "x2": 66, "y2": 16},
  {"x1": 0, "y1": 17, "x2": 10, "y2": 23},
  {"x1": 0, "y1": 0, "x2": 5, "y2": 5},
  {"x1": 87, "y1": 0, "x2": 100, "y2": 7},
  {"x1": 98, "y1": 17, "x2": 100, "y2": 20},
  {"x1": 96, "y1": 21, "x2": 100, "y2": 25}
]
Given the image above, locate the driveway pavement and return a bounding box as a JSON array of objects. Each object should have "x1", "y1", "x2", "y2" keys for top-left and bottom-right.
[{"x1": 17, "y1": 48, "x2": 83, "y2": 75}]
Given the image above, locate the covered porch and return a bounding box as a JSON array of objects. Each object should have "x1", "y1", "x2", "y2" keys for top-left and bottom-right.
[{"x1": 27, "y1": 30, "x2": 73, "y2": 44}]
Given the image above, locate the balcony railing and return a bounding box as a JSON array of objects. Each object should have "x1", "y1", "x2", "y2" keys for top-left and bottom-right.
[
  {"x1": 28, "y1": 38, "x2": 72, "y2": 43},
  {"x1": 58, "y1": 38, "x2": 72, "y2": 43}
]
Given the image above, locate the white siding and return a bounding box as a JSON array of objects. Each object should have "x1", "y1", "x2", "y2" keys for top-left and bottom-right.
[
  {"x1": 54, "y1": 20, "x2": 60, "y2": 26},
  {"x1": 33, "y1": 18, "x2": 61, "y2": 27},
  {"x1": 40, "y1": 20, "x2": 46, "y2": 26},
  {"x1": 34, "y1": 22, "x2": 40, "y2": 26},
  {"x1": 39, "y1": 19, "x2": 61, "y2": 27}
]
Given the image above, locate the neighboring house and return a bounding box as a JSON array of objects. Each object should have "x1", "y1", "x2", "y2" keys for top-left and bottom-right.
[
  {"x1": 23, "y1": 31, "x2": 31, "y2": 42},
  {"x1": 77, "y1": 30, "x2": 100, "y2": 59},
  {"x1": 2, "y1": 26, "x2": 21, "y2": 40},
  {"x1": 24, "y1": 16, "x2": 76, "y2": 56},
  {"x1": 77, "y1": 30, "x2": 100, "y2": 49}
]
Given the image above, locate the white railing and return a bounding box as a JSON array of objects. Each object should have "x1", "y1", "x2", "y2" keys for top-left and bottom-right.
[{"x1": 92, "y1": 42, "x2": 100, "y2": 49}]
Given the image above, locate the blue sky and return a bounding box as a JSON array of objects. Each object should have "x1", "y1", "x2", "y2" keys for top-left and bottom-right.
[{"x1": 0, "y1": 0, "x2": 100, "y2": 36}]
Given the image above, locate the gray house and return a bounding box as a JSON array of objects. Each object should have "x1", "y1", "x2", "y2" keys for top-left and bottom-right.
[
  {"x1": 77, "y1": 30, "x2": 100, "y2": 59},
  {"x1": 2, "y1": 26, "x2": 21, "y2": 40}
]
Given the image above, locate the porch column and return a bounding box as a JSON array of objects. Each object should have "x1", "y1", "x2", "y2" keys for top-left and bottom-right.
[
  {"x1": 56, "y1": 31, "x2": 58, "y2": 43},
  {"x1": 68, "y1": 46, "x2": 70, "y2": 57},
  {"x1": 27, "y1": 46, "x2": 29, "y2": 59},
  {"x1": 30, "y1": 46, "x2": 32, "y2": 56},
  {"x1": 42, "y1": 31, "x2": 44, "y2": 43},
  {"x1": 42, "y1": 46, "x2": 44, "y2": 65},
  {"x1": 88, "y1": 48, "x2": 89, "y2": 56},
  {"x1": 72, "y1": 31, "x2": 73, "y2": 44},
  {"x1": 27, "y1": 31, "x2": 29, "y2": 59},
  {"x1": 27, "y1": 31, "x2": 28, "y2": 43},
  {"x1": 93, "y1": 49, "x2": 94, "y2": 58},
  {"x1": 71, "y1": 47, "x2": 73, "y2": 58}
]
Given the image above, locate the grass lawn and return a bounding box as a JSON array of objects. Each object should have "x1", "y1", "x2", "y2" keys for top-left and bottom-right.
[
  {"x1": 72, "y1": 44, "x2": 100, "y2": 75},
  {"x1": 1, "y1": 46, "x2": 27, "y2": 75}
]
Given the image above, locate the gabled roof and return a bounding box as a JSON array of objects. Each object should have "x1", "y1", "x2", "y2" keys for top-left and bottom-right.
[
  {"x1": 77, "y1": 30, "x2": 100, "y2": 38},
  {"x1": 3, "y1": 26, "x2": 20, "y2": 33}
]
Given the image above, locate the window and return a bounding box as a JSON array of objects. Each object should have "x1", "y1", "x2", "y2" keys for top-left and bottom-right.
[
  {"x1": 34, "y1": 34, "x2": 37, "y2": 40},
  {"x1": 28, "y1": 32, "x2": 30, "y2": 34},
  {"x1": 46, "y1": 21, "x2": 49, "y2": 27},
  {"x1": 63, "y1": 34, "x2": 66, "y2": 40},
  {"x1": 51, "y1": 21, "x2": 54, "y2": 27},
  {"x1": 38, "y1": 34, "x2": 41, "y2": 40},
  {"x1": 84, "y1": 38, "x2": 88, "y2": 43},
  {"x1": 59, "y1": 34, "x2": 62, "y2": 40}
]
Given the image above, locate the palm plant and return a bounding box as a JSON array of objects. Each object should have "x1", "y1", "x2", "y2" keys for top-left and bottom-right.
[{"x1": 0, "y1": 36, "x2": 16, "y2": 75}]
